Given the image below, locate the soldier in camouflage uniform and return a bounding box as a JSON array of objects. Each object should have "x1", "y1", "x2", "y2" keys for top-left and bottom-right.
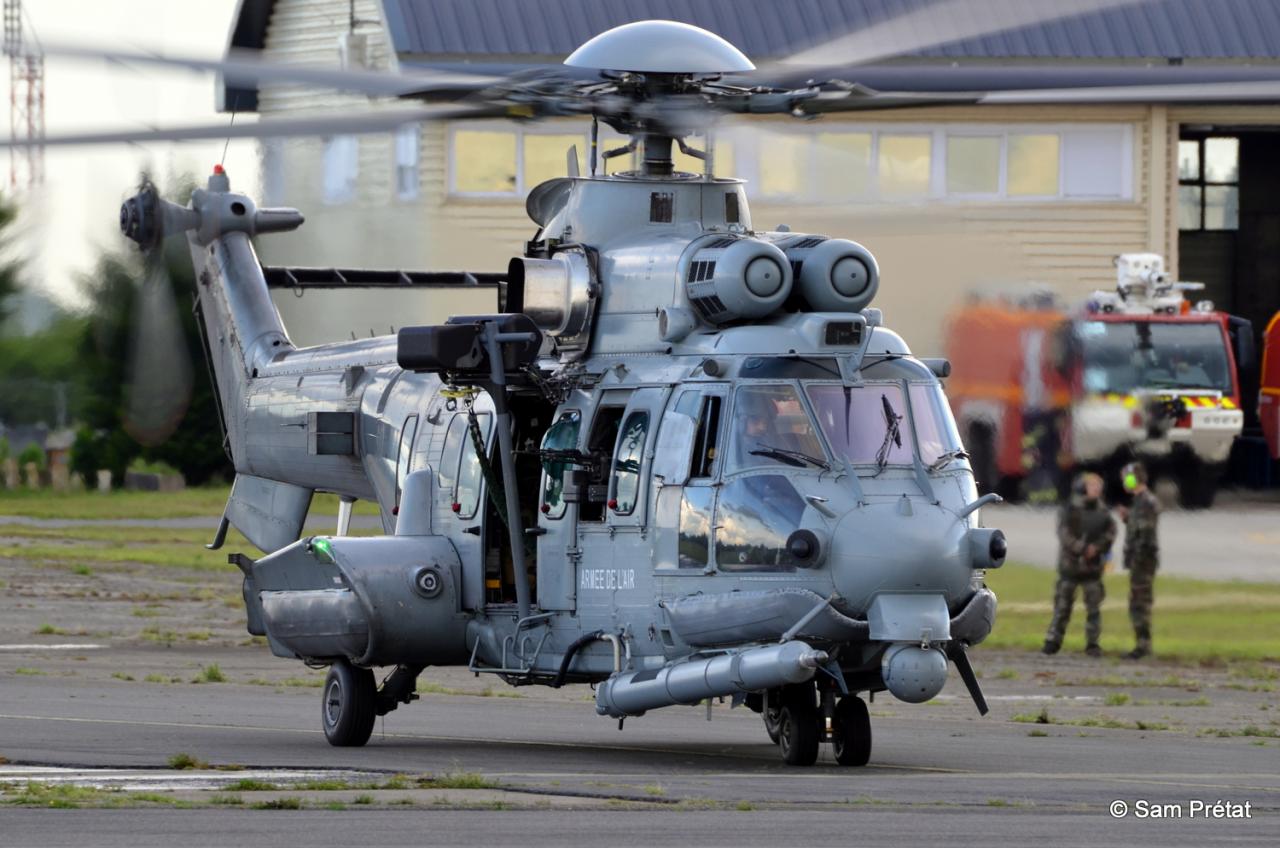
[
  {"x1": 1043, "y1": 472, "x2": 1116, "y2": 657},
  {"x1": 1118, "y1": 462, "x2": 1159, "y2": 660}
]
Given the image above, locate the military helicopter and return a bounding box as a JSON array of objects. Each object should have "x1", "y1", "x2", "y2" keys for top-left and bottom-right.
[{"x1": 22, "y1": 2, "x2": 1280, "y2": 766}]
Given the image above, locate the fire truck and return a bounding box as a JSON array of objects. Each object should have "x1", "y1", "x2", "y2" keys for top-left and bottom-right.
[
  {"x1": 1262, "y1": 310, "x2": 1280, "y2": 461},
  {"x1": 945, "y1": 254, "x2": 1249, "y2": 508}
]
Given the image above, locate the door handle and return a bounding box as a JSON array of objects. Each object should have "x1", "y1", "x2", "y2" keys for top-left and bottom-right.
[{"x1": 463, "y1": 526, "x2": 481, "y2": 536}]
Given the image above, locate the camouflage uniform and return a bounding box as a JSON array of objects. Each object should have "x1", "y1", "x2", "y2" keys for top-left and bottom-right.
[
  {"x1": 1123, "y1": 489, "x2": 1160, "y2": 654},
  {"x1": 1045, "y1": 496, "x2": 1117, "y2": 651}
]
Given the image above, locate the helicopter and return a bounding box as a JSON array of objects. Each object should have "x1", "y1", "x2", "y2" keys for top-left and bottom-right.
[{"x1": 22, "y1": 2, "x2": 1280, "y2": 767}]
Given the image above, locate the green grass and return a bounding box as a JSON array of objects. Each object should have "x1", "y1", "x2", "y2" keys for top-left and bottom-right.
[
  {"x1": 166, "y1": 752, "x2": 209, "y2": 770},
  {"x1": 1103, "y1": 692, "x2": 1131, "y2": 706},
  {"x1": 222, "y1": 778, "x2": 278, "y2": 792},
  {"x1": 0, "y1": 486, "x2": 380, "y2": 522},
  {"x1": 13, "y1": 667, "x2": 44, "y2": 676},
  {"x1": 1011, "y1": 707, "x2": 1170, "y2": 732},
  {"x1": 981, "y1": 562, "x2": 1280, "y2": 663},
  {"x1": 193, "y1": 665, "x2": 226, "y2": 684},
  {"x1": 110, "y1": 671, "x2": 135, "y2": 682},
  {"x1": 352, "y1": 794, "x2": 375, "y2": 805}
]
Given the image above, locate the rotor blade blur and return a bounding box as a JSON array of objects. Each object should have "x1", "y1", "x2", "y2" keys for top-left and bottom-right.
[
  {"x1": 124, "y1": 255, "x2": 193, "y2": 447},
  {"x1": 0, "y1": 104, "x2": 495, "y2": 148},
  {"x1": 777, "y1": 0, "x2": 1151, "y2": 68},
  {"x1": 983, "y1": 80, "x2": 1280, "y2": 105},
  {"x1": 40, "y1": 43, "x2": 501, "y2": 98}
]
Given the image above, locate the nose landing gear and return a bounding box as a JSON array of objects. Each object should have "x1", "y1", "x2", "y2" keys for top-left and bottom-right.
[{"x1": 759, "y1": 682, "x2": 873, "y2": 767}]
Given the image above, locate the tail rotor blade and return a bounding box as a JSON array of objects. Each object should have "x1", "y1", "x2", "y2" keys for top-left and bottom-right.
[{"x1": 123, "y1": 252, "x2": 194, "y2": 447}]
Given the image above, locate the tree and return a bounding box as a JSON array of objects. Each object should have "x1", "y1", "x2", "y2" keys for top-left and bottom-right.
[
  {"x1": 72, "y1": 230, "x2": 231, "y2": 487},
  {"x1": 0, "y1": 196, "x2": 19, "y2": 327}
]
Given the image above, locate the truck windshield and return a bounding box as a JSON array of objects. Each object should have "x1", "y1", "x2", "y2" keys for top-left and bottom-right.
[{"x1": 1078, "y1": 320, "x2": 1232, "y2": 394}]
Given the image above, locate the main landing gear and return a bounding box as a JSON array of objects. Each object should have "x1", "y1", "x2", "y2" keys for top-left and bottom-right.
[
  {"x1": 322, "y1": 660, "x2": 424, "y2": 747},
  {"x1": 757, "y1": 682, "x2": 872, "y2": 767}
]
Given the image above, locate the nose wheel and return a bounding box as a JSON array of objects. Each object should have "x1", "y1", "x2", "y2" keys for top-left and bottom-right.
[
  {"x1": 322, "y1": 660, "x2": 377, "y2": 747},
  {"x1": 764, "y1": 685, "x2": 872, "y2": 767},
  {"x1": 831, "y1": 695, "x2": 872, "y2": 766}
]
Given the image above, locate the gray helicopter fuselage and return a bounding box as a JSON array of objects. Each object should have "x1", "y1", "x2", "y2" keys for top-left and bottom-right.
[{"x1": 168, "y1": 166, "x2": 1000, "y2": 713}]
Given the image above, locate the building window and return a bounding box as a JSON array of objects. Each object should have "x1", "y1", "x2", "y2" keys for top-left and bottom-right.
[
  {"x1": 394, "y1": 125, "x2": 420, "y2": 201},
  {"x1": 322, "y1": 135, "x2": 359, "y2": 204},
  {"x1": 1007, "y1": 134, "x2": 1059, "y2": 196},
  {"x1": 450, "y1": 124, "x2": 738, "y2": 195},
  {"x1": 742, "y1": 124, "x2": 1130, "y2": 203},
  {"x1": 1178, "y1": 136, "x2": 1239, "y2": 231},
  {"x1": 946, "y1": 135, "x2": 1000, "y2": 196},
  {"x1": 878, "y1": 134, "x2": 931, "y2": 197}
]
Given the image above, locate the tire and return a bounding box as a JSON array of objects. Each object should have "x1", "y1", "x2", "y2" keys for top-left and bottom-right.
[
  {"x1": 322, "y1": 661, "x2": 377, "y2": 747},
  {"x1": 967, "y1": 423, "x2": 999, "y2": 496},
  {"x1": 1177, "y1": 461, "x2": 1219, "y2": 509},
  {"x1": 763, "y1": 701, "x2": 783, "y2": 745},
  {"x1": 778, "y1": 696, "x2": 820, "y2": 767},
  {"x1": 832, "y1": 696, "x2": 872, "y2": 767}
]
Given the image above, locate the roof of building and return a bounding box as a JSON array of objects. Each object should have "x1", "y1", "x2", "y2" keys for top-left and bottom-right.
[
  {"x1": 224, "y1": 0, "x2": 1280, "y2": 110},
  {"x1": 379, "y1": 0, "x2": 1280, "y2": 61}
]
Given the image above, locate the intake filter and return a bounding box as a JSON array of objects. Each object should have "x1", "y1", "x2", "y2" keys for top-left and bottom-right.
[
  {"x1": 783, "y1": 236, "x2": 880, "y2": 313},
  {"x1": 683, "y1": 236, "x2": 792, "y2": 324}
]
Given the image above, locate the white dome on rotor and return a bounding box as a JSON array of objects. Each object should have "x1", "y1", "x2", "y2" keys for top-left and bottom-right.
[{"x1": 564, "y1": 20, "x2": 755, "y2": 74}]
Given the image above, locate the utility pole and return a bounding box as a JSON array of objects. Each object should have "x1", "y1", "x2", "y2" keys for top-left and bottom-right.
[{"x1": 4, "y1": 0, "x2": 44, "y2": 190}]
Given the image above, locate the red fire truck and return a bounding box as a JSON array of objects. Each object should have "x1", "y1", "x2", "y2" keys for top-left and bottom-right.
[
  {"x1": 945, "y1": 254, "x2": 1250, "y2": 508},
  {"x1": 1262, "y1": 310, "x2": 1280, "y2": 460}
]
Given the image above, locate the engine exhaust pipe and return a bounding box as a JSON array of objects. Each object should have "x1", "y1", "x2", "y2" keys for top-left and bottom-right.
[{"x1": 595, "y1": 641, "x2": 828, "y2": 719}]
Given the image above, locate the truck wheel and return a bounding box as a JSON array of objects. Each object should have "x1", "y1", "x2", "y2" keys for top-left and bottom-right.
[
  {"x1": 322, "y1": 661, "x2": 377, "y2": 747},
  {"x1": 1177, "y1": 462, "x2": 1219, "y2": 509},
  {"x1": 777, "y1": 686, "x2": 819, "y2": 766},
  {"x1": 832, "y1": 696, "x2": 872, "y2": 767},
  {"x1": 967, "y1": 423, "x2": 999, "y2": 495}
]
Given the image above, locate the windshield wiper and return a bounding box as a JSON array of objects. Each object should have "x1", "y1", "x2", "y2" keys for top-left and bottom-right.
[
  {"x1": 750, "y1": 443, "x2": 830, "y2": 470},
  {"x1": 927, "y1": 449, "x2": 969, "y2": 473},
  {"x1": 874, "y1": 394, "x2": 903, "y2": 473}
]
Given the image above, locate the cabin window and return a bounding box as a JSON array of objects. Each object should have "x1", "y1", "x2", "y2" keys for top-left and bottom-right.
[
  {"x1": 579, "y1": 405, "x2": 626, "y2": 522},
  {"x1": 441, "y1": 412, "x2": 490, "y2": 519},
  {"x1": 610, "y1": 411, "x2": 649, "y2": 516},
  {"x1": 715, "y1": 475, "x2": 806, "y2": 572},
  {"x1": 540, "y1": 411, "x2": 580, "y2": 520},
  {"x1": 726, "y1": 385, "x2": 827, "y2": 474},
  {"x1": 395, "y1": 414, "x2": 418, "y2": 498}
]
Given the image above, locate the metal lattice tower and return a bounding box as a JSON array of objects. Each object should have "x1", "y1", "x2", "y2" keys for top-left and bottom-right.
[{"x1": 4, "y1": 0, "x2": 44, "y2": 190}]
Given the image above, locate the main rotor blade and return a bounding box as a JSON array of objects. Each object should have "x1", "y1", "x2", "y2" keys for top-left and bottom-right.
[
  {"x1": 984, "y1": 80, "x2": 1280, "y2": 104},
  {"x1": 40, "y1": 43, "x2": 500, "y2": 99},
  {"x1": 0, "y1": 104, "x2": 496, "y2": 148},
  {"x1": 778, "y1": 0, "x2": 1151, "y2": 68}
]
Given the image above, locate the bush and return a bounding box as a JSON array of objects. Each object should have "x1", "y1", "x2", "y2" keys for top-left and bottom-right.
[
  {"x1": 17, "y1": 443, "x2": 46, "y2": 470},
  {"x1": 0, "y1": 436, "x2": 9, "y2": 462}
]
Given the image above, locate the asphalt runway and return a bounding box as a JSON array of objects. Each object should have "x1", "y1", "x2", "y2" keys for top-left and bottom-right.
[
  {"x1": 1, "y1": 661, "x2": 1274, "y2": 846},
  {"x1": 987, "y1": 497, "x2": 1280, "y2": 582}
]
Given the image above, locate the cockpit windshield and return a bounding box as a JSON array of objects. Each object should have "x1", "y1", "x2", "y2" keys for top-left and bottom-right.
[{"x1": 806, "y1": 382, "x2": 966, "y2": 469}]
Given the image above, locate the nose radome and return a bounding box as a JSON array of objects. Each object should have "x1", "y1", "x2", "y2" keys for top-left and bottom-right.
[{"x1": 829, "y1": 504, "x2": 974, "y2": 613}]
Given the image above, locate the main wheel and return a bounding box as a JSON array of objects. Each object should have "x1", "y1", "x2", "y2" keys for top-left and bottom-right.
[
  {"x1": 832, "y1": 696, "x2": 872, "y2": 767},
  {"x1": 322, "y1": 661, "x2": 377, "y2": 747},
  {"x1": 1177, "y1": 460, "x2": 1219, "y2": 509},
  {"x1": 763, "y1": 700, "x2": 783, "y2": 745},
  {"x1": 777, "y1": 695, "x2": 820, "y2": 767}
]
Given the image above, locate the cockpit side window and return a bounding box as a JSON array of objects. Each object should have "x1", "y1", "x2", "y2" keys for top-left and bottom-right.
[
  {"x1": 453, "y1": 413, "x2": 491, "y2": 519},
  {"x1": 908, "y1": 383, "x2": 965, "y2": 467},
  {"x1": 691, "y1": 395, "x2": 723, "y2": 479}
]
